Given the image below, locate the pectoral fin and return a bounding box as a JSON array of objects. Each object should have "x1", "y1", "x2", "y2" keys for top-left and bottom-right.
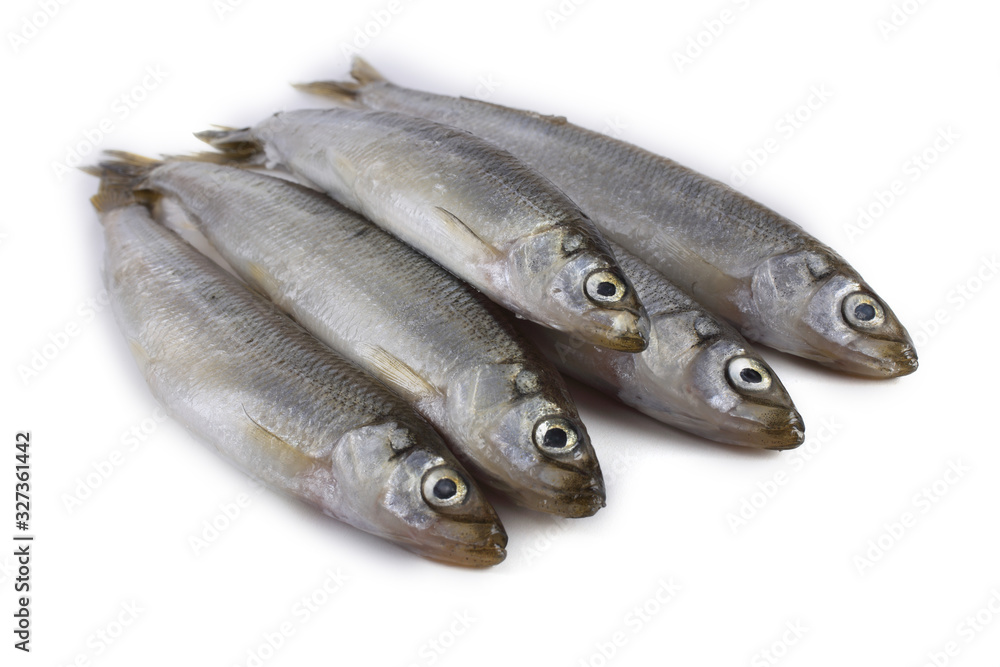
[
  {"x1": 362, "y1": 345, "x2": 438, "y2": 402},
  {"x1": 246, "y1": 261, "x2": 283, "y2": 300},
  {"x1": 241, "y1": 405, "x2": 317, "y2": 477},
  {"x1": 127, "y1": 338, "x2": 152, "y2": 373},
  {"x1": 433, "y1": 206, "x2": 501, "y2": 262}
]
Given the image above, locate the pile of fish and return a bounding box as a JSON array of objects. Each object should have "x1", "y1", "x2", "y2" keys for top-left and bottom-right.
[{"x1": 84, "y1": 58, "x2": 916, "y2": 567}]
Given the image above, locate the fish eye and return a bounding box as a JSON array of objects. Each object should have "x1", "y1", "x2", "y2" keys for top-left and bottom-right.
[
  {"x1": 585, "y1": 270, "x2": 627, "y2": 304},
  {"x1": 726, "y1": 357, "x2": 772, "y2": 392},
  {"x1": 533, "y1": 417, "x2": 580, "y2": 454},
  {"x1": 421, "y1": 467, "x2": 468, "y2": 507},
  {"x1": 843, "y1": 292, "x2": 885, "y2": 329}
]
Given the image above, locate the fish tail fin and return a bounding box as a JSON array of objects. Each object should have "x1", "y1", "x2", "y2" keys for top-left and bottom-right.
[
  {"x1": 188, "y1": 125, "x2": 267, "y2": 166},
  {"x1": 291, "y1": 56, "x2": 387, "y2": 107},
  {"x1": 80, "y1": 151, "x2": 163, "y2": 213},
  {"x1": 87, "y1": 183, "x2": 139, "y2": 213},
  {"x1": 350, "y1": 56, "x2": 387, "y2": 85},
  {"x1": 291, "y1": 79, "x2": 364, "y2": 106}
]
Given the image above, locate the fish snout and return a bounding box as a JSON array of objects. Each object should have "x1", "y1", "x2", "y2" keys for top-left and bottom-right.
[
  {"x1": 721, "y1": 403, "x2": 806, "y2": 450},
  {"x1": 421, "y1": 519, "x2": 508, "y2": 567},
  {"x1": 833, "y1": 339, "x2": 919, "y2": 378},
  {"x1": 584, "y1": 306, "x2": 650, "y2": 352},
  {"x1": 890, "y1": 343, "x2": 919, "y2": 377},
  {"x1": 763, "y1": 410, "x2": 806, "y2": 450},
  {"x1": 526, "y1": 466, "x2": 607, "y2": 518}
]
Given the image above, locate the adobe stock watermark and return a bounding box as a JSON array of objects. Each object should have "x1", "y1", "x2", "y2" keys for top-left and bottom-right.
[
  {"x1": 188, "y1": 479, "x2": 267, "y2": 556},
  {"x1": 729, "y1": 84, "x2": 834, "y2": 187},
  {"x1": 518, "y1": 514, "x2": 574, "y2": 565},
  {"x1": 601, "y1": 115, "x2": 628, "y2": 141},
  {"x1": 16, "y1": 289, "x2": 110, "y2": 386},
  {"x1": 750, "y1": 620, "x2": 808, "y2": 667},
  {"x1": 853, "y1": 459, "x2": 970, "y2": 575},
  {"x1": 516, "y1": 449, "x2": 636, "y2": 564},
  {"x1": 876, "y1": 0, "x2": 932, "y2": 40},
  {"x1": 577, "y1": 578, "x2": 681, "y2": 667},
  {"x1": 726, "y1": 416, "x2": 843, "y2": 534},
  {"x1": 843, "y1": 126, "x2": 958, "y2": 243},
  {"x1": 602, "y1": 449, "x2": 640, "y2": 487},
  {"x1": 51, "y1": 65, "x2": 168, "y2": 180},
  {"x1": 908, "y1": 254, "x2": 998, "y2": 350},
  {"x1": 233, "y1": 568, "x2": 350, "y2": 667},
  {"x1": 465, "y1": 74, "x2": 502, "y2": 102},
  {"x1": 545, "y1": 0, "x2": 590, "y2": 31},
  {"x1": 406, "y1": 610, "x2": 476, "y2": 667},
  {"x1": 213, "y1": 0, "x2": 248, "y2": 20},
  {"x1": 56, "y1": 600, "x2": 144, "y2": 667},
  {"x1": 672, "y1": 0, "x2": 756, "y2": 73},
  {"x1": 337, "y1": 0, "x2": 415, "y2": 63},
  {"x1": 916, "y1": 588, "x2": 1000, "y2": 667},
  {"x1": 61, "y1": 406, "x2": 169, "y2": 514},
  {"x1": 7, "y1": 0, "x2": 72, "y2": 54}
]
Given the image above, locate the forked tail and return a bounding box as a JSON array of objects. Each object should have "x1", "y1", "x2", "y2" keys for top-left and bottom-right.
[
  {"x1": 291, "y1": 56, "x2": 387, "y2": 106},
  {"x1": 80, "y1": 151, "x2": 163, "y2": 212},
  {"x1": 189, "y1": 126, "x2": 267, "y2": 166}
]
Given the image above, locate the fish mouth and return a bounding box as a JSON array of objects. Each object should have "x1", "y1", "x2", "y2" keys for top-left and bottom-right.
[
  {"x1": 512, "y1": 474, "x2": 606, "y2": 518},
  {"x1": 759, "y1": 412, "x2": 806, "y2": 451},
  {"x1": 584, "y1": 309, "x2": 650, "y2": 352},
  {"x1": 831, "y1": 341, "x2": 919, "y2": 378},
  {"x1": 453, "y1": 529, "x2": 508, "y2": 568},
  {"x1": 884, "y1": 343, "x2": 919, "y2": 378},
  {"x1": 418, "y1": 523, "x2": 508, "y2": 568},
  {"x1": 557, "y1": 482, "x2": 607, "y2": 518},
  {"x1": 710, "y1": 409, "x2": 805, "y2": 450},
  {"x1": 606, "y1": 329, "x2": 648, "y2": 353}
]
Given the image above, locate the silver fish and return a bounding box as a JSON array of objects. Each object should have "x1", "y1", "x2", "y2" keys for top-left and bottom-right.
[
  {"x1": 96, "y1": 153, "x2": 605, "y2": 517},
  {"x1": 193, "y1": 106, "x2": 651, "y2": 353},
  {"x1": 521, "y1": 242, "x2": 804, "y2": 450},
  {"x1": 86, "y1": 180, "x2": 506, "y2": 566},
  {"x1": 299, "y1": 59, "x2": 918, "y2": 378}
]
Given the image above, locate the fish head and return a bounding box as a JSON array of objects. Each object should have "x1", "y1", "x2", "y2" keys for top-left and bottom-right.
[
  {"x1": 634, "y1": 311, "x2": 804, "y2": 449},
  {"x1": 750, "y1": 250, "x2": 917, "y2": 377},
  {"x1": 330, "y1": 421, "x2": 507, "y2": 567},
  {"x1": 506, "y1": 224, "x2": 650, "y2": 352},
  {"x1": 446, "y1": 363, "x2": 605, "y2": 517}
]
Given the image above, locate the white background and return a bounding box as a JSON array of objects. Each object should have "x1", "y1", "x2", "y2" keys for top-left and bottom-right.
[{"x1": 3, "y1": 0, "x2": 999, "y2": 665}]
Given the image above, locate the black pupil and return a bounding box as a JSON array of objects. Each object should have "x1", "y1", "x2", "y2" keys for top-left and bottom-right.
[
  {"x1": 433, "y1": 478, "x2": 457, "y2": 500},
  {"x1": 855, "y1": 303, "x2": 877, "y2": 321},
  {"x1": 596, "y1": 281, "x2": 617, "y2": 297},
  {"x1": 740, "y1": 368, "x2": 763, "y2": 384},
  {"x1": 543, "y1": 427, "x2": 569, "y2": 449}
]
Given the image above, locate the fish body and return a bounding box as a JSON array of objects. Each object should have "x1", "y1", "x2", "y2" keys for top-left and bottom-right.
[
  {"x1": 90, "y1": 187, "x2": 506, "y2": 566},
  {"x1": 522, "y1": 242, "x2": 804, "y2": 450},
  {"x1": 301, "y1": 59, "x2": 917, "y2": 378},
  {"x1": 196, "y1": 108, "x2": 650, "y2": 353},
  {"x1": 104, "y1": 156, "x2": 604, "y2": 517}
]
